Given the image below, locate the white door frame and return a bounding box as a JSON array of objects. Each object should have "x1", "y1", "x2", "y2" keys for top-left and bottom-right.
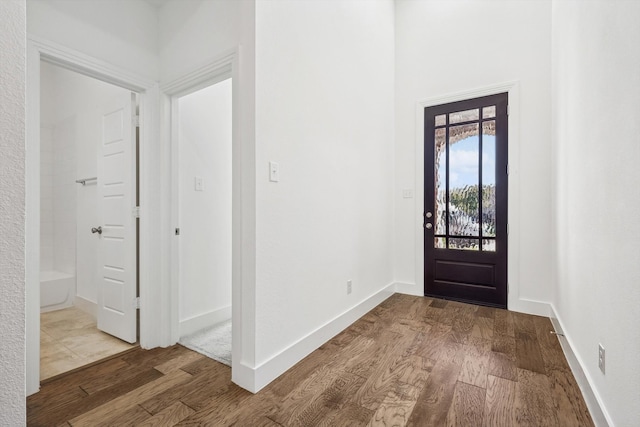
[
  {"x1": 413, "y1": 81, "x2": 548, "y2": 315},
  {"x1": 161, "y1": 48, "x2": 240, "y2": 374},
  {"x1": 25, "y1": 35, "x2": 161, "y2": 395}
]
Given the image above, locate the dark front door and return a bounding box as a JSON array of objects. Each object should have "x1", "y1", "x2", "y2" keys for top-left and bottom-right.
[{"x1": 424, "y1": 93, "x2": 508, "y2": 308}]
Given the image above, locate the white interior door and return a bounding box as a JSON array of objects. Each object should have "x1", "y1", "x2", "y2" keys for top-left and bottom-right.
[{"x1": 97, "y1": 92, "x2": 137, "y2": 343}]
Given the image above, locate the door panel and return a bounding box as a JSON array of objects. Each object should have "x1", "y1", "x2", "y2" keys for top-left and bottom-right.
[
  {"x1": 424, "y1": 93, "x2": 508, "y2": 308},
  {"x1": 97, "y1": 92, "x2": 137, "y2": 343}
]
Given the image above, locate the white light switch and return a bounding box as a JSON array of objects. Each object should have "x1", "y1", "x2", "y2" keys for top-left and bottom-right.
[
  {"x1": 402, "y1": 189, "x2": 414, "y2": 198},
  {"x1": 195, "y1": 176, "x2": 204, "y2": 191},
  {"x1": 269, "y1": 161, "x2": 279, "y2": 182}
]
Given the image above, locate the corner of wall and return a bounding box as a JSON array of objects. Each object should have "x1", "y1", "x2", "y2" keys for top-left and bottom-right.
[
  {"x1": 394, "y1": 282, "x2": 422, "y2": 296},
  {"x1": 508, "y1": 297, "x2": 551, "y2": 317},
  {"x1": 233, "y1": 282, "x2": 395, "y2": 393}
]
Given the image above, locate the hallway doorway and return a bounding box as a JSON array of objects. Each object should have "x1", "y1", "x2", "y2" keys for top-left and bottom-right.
[
  {"x1": 173, "y1": 78, "x2": 233, "y2": 367},
  {"x1": 34, "y1": 60, "x2": 141, "y2": 383}
]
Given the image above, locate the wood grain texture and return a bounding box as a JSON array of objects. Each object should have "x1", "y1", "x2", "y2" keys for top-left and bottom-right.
[
  {"x1": 406, "y1": 360, "x2": 463, "y2": 427},
  {"x1": 445, "y1": 381, "x2": 485, "y2": 427},
  {"x1": 28, "y1": 294, "x2": 594, "y2": 427},
  {"x1": 483, "y1": 374, "x2": 517, "y2": 427},
  {"x1": 367, "y1": 384, "x2": 420, "y2": 427},
  {"x1": 515, "y1": 368, "x2": 558, "y2": 426},
  {"x1": 515, "y1": 331, "x2": 546, "y2": 374},
  {"x1": 137, "y1": 401, "x2": 195, "y2": 427},
  {"x1": 69, "y1": 369, "x2": 192, "y2": 427}
]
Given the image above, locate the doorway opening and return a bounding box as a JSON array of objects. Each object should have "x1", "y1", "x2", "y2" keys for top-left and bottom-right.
[
  {"x1": 423, "y1": 93, "x2": 509, "y2": 308},
  {"x1": 173, "y1": 78, "x2": 233, "y2": 367},
  {"x1": 38, "y1": 61, "x2": 139, "y2": 381}
]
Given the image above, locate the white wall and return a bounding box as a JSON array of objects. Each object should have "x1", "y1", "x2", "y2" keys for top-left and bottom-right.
[
  {"x1": 254, "y1": 0, "x2": 395, "y2": 365},
  {"x1": 27, "y1": 0, "x2": 158, "y2": 81},
  {"x1": 52, "y1": 116, "x2": 77, "y2": 275},
  {"x1": 159, "y1": 0, "x2": 242, "y2": 82},
  {"x1": 178, "y1": 79, "x2": 232, "y2": 332},
  {"x1": 40, "y1": 125, "x2": 54, "y2": 271},
  {"x1": 0, "y1": 0, "x2": 26, "y2": 423},
  {"x1": 551, "y1": 1, "x2": 640, "y2": 425},
  {"x1": 394, "y1": 0, "x2": 553, "y2": 312}
]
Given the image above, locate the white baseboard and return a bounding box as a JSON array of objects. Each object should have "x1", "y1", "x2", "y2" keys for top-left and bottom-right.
[
  {"x1": 234, "y1": 283, "x2": 395, "y2": 393},
  {"x1": 73, "y1": 296, "x2": 97, "y2": 319},
  {"x1": 394, "y1": 282, "x2": 551, "y2": 317},
  {"x1": 180, "y1": 305, "x2": 232, "y2": 337},
  {"x1": 394, "y1": 281, "x2": 422, "y2": 296},
  {"x1": 508, "y1": 297, "x2": 550, "y2": 317},
  {"x1": 549, "y1": 305, "x2": 611, "y2": 427}
]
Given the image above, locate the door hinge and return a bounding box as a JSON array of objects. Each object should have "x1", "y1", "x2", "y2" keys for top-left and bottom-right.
[
  {"x1": 507, "y1": 223, "x2": 510, "y2": 235},
  {"x1": 133, "y1": 206, "x2": 140, "y2": 218},
  {"x1": 132, "y1": 115, "x2": 140, "y2": 127},
  {"x1": 134, "y1": 297, "x2": 140, "y2": 309},
  {"x1": 507, "y1": 104, "x2": 510, "y2": 116},
  {"x1": 506, "y1": 164, "x2": 510, "y2": 175}
]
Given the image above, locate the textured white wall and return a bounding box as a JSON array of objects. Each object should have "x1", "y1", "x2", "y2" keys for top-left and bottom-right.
[
  {"x1": 551, "y1": 1, "x2": 640, "y2": 425},
  {"x1": 254, "y1": 0, "x2": 395, "y2": 364},
  {"x1": 178, "y1": 79, "x2": 232, "y2": 326},
  {"x1": 0, "y1": 0, "x2": 26, "y2": 423},
  {"x1": 394, "y1": 0, "x2": 553, "y2": 309}
]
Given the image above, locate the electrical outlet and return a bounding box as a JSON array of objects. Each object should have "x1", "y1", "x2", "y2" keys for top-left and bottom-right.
[
  {"x1": 598, "y1": 344, "x2": 605, "y2": 374},
  {"x1": 347, "y1": 280, "x2": 352, "y2": 295}
]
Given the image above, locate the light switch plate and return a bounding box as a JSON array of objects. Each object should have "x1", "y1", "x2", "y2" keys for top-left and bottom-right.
[
  {"x1": 402, "y1": 189, "x2": 414, "y2": 198},
  {"x1": 195, "y1": 176, "x2": 204, "y2": 191},
  {"x1": 269, "y1": 161, "x2": 279, "y2": 182}
]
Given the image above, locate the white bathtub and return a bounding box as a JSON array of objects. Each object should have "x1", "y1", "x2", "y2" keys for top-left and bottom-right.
[{"x1": 40, "y1": 270, "x2": 76, "y2": 313}]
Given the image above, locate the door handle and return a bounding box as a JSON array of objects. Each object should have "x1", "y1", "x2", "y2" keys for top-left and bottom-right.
[
  {"x1": 423, "y1": 211, "x2": 433, "y2": 230},
  {"x1": 91, "y1": 226, "x2": 102, "y2": 235}
]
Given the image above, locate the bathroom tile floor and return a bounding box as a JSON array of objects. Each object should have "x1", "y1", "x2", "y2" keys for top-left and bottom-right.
[{"x1": 40, "y1": 306, "x2": 136, "y2": 381}]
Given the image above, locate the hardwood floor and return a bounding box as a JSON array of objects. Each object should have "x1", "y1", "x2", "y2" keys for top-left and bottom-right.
[{"x1": 28, "y1": 294, "x2": 594, "y2": 426}]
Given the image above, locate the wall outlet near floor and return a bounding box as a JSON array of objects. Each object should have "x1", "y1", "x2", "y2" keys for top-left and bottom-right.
[
  {"x1": 598, "y1": 343, "x2": 605, "y2": 374},
  {"x1": 347, "y1": 280, "x2": 352, "y2": 295}
]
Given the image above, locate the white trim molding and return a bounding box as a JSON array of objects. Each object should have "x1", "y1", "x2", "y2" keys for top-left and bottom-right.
[
  {"x1": 161, "y1": 49, "x2": 235, "y2": 97},
  {"x1": 413, "y1": 81, "x2": 533, "y2": 313},
  {"x1": 28, "y1": 35, "x2": 153, "y2": 92},
  {"x1": 238, "y1": 283, "x2": 396, "y2": 393},
  {"x1": 550, "y1": 305, "x2": 612, "y2": 427},
  {"x1": 394, "y1": 282, "x2": 422, "y2": 296},
  {"x1": 160, "y1": 48, "x2": 257, "y2": 392},
  {"x1": 179, "y1": 306, "x2": 232, "y2": 337},
  {"x1": 25, "y1": 35, "x2": 160, "y2": 395}
]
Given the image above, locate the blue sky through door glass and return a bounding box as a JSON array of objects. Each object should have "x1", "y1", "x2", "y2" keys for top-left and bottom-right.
[{"x1": 438, "y1": 135, "x2": 496, "y2": 188}]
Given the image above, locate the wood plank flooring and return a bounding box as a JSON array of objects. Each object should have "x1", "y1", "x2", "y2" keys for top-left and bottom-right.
[{"x1": 28, "y1": 294, "x2": 594, "y2": 426}]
